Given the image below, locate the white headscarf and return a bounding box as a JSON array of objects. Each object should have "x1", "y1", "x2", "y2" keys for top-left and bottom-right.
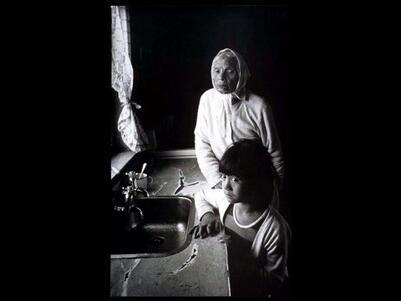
[{"x1": 211, "y1": 48, "x2": 251, "y2": 101}]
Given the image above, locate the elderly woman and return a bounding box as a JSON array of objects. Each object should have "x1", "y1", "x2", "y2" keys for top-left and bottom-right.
[{"x1": 194, "y1": 48, "x2": 284, "y2": 202}]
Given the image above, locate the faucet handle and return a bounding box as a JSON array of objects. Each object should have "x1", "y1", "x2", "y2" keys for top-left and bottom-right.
[
  {"x1": 122, "y1": 185, "x2": 132, "y2": 193},
  {"x1": 125, "y1": 171, "x2": 137, "y2": 184},
  {"x1": 121, "y1": 185, "x2": 133, "y2": 201}
]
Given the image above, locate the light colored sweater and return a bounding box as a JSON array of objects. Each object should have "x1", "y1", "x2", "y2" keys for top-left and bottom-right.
[{"x1": 194, "y1": 88, "x2": 285, "y2": 188}]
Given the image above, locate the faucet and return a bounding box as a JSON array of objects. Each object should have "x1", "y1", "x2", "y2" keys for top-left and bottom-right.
[
  {"x1": 125, "y1": 171, "x2": 150, "y2": 198},
  {"x1": 120, "y1": 185, "x2": 145, "y2": 232},
  {"x1": 120, "y1": 171, "x2": 150, "y2": 231}
]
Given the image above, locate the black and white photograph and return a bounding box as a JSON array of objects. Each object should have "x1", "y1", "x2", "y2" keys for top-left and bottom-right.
[
  {"x1": 7, "y1": 2, "x2": 391, "y2": 300},
  {"x1": 109, "y1": 3, "x2": 292, "y2": 298}
]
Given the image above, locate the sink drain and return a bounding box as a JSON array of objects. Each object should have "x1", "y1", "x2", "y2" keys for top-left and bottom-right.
[{"x1": 150, "y1": 236, "x2": 165, "y2": 245}]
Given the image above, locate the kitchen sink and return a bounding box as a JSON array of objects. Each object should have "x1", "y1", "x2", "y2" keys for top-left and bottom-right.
[{"x1": 110, "y1": 195, "x2": 195, "y2": 259}]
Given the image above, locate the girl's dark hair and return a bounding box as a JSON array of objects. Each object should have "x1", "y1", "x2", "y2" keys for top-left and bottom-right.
[{"x1": 219, "y1": 139, "x2": 275, "y2": 183}]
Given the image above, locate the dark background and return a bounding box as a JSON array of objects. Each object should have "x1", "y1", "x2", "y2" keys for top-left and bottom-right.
[{"x1": 112, "y1": 5, "x2": 289, "y2": 154}]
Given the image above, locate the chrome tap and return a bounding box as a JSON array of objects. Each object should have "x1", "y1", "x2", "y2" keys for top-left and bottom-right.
[
  {"x1": 119, "y1": 171, "x2": 151, "y2": 231},
  {"x1": 125, "y1": 171, "x2": 150, "y2": 198},
  {"x1": 120, "y1": 184, "x2": 145, "y2": 231},
  {"x1": 122, "y1": 185, "x2": 134, "y2": 202},
  {"x1": 112, "y1": 186, "x2": 133, "y2": 213}
]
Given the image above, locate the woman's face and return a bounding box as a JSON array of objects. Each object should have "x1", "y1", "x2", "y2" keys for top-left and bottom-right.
[{"x1": 211, "y1": 56, "x2": 239, "y2": 94}]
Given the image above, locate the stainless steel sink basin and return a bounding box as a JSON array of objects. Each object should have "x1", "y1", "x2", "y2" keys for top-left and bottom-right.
[{"x1": 110, "y1": 196, "x2": 195, "y2": 259}]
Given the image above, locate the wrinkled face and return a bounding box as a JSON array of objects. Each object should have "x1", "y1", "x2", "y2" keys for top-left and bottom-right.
[
  {"x1": 211, "y1": 56, "x2": 239, "y2": 94},
  {"x1": 221, "y1": 174, "x2": 253, "y2": 204}
]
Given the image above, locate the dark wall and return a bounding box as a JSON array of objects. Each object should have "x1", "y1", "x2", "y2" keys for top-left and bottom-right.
[{"x1": 126, "y1": 5, "x2": 289, "y2": 152}]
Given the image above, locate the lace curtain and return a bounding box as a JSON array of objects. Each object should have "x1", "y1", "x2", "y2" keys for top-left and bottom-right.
[{"x1": 111, "y1": 6, "x2": 150, "y2": 153}]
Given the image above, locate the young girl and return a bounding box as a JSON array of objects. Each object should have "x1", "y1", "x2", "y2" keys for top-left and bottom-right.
[{"x1": 191, "y1": 139, "x2": 291, "y2": 297}]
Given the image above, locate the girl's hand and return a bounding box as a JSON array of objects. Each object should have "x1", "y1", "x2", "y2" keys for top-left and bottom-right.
[{"x1": 189, "y1": 212, "x2": 222, "y2": 238}]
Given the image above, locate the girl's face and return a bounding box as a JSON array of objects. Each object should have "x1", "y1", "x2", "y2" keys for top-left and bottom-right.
[
  {"x1": 211, "y1": 57, "x2": 239, "y2": 94},
  {"x1": 221, "y1": 174, "x2": 253, "y2": 204}
]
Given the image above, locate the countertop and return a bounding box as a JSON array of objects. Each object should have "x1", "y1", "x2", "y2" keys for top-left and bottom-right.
[{"x1": 110, "y1": 156, "x2": 230, "y2": 296}]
